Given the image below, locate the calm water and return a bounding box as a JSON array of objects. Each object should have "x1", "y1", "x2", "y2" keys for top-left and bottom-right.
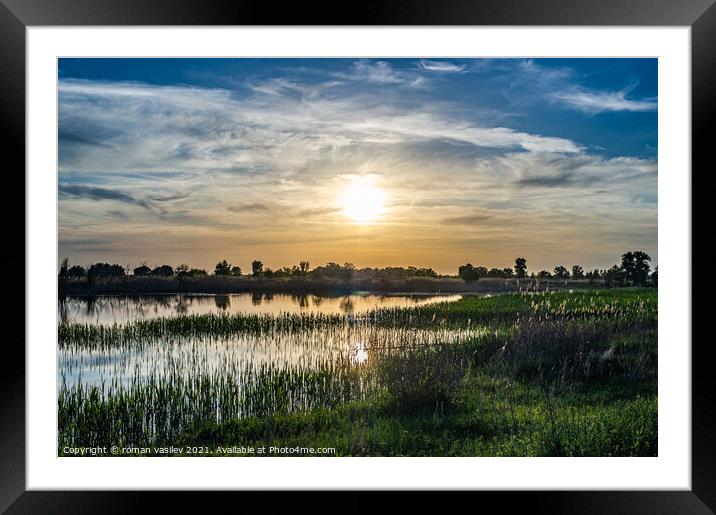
[
  {"x1": 58, "y1": 324, "x2": 487, "y2": 390},
  {"x1": 58, "y1": 292, "x2": 463, "y2": 325},
  {"x1": 57, "y1": 292, "x2": 483, "y2": 418}
]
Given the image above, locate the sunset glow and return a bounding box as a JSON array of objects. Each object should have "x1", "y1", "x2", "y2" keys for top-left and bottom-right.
[
  {"x1": 339, "y1": 176, "x2": 387, "y2": 224},
  {"x1": 58, "y1": 58, "x2": 657, "y2": 272}
]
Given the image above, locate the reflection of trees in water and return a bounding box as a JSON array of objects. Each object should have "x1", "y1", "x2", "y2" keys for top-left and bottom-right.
[
  {"x1": 339, "y1": 296, "x2": 355, "y2": 313},
  {"x1": 290, "y1": 294, "x2": 310, "y2": 309},
  {"x1": 214, "y1": 295, "x2": 231, "y2": 310},
  {"x1": 58, "y1": 298, "x2": 69, "y2": 324},
  {"x1": 61, "y1": 296, "x2": 100, "y2": 323},
  {"x1": 175, "y1": 294, "x2": 189, "y2": 315},
  {"x1": 84, "y1": 296, "x2": 98, "y2": 316},
  {"x1": 172, "y1": 294, "x2": 216, "y2": 315},
  {"x1": 153, "y1": 295, "x2": 173, "y2": 308},
  {"x1": 61, "y1": 292, "x2": 461, "y2": 323},
  {"x1": 131, "y1": 295, "x2": 175, "y2": 319}
]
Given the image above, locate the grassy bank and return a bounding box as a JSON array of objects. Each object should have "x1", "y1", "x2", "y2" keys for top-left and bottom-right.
[{"x1": 58, "y1": 288, "x2": 657, "y2": 456}]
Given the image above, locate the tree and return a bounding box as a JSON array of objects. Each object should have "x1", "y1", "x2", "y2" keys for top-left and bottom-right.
[
  {"x1": 214, "y1": 260, "x2": 232, "y2": 275},
  {"x1": 311, "y1": 262, "x2": 353, "y2": 280},
  {"x1": 502, "y1": 267, "x2": 514, "y2": 278},
  {"x1": 538, "y1": 270, "x2": 552, "y2": 279},
  {"x1": 604, "y1": 265, "x2": 626, "y2": 288},
  {"x1": 134, "y1": 265, "x2": 151, "y2": 276},
  {"x1": 651, "y1": 266, "x2": 658, "y2": 287},
  {"x1": 152, "y1": 265, "x2": 174, "y2": 277},
  {"x1": 299, "y1": 260, "x2": 310, "y2": 275},
  {"x1": 67, "y1": 265, "x2": 86, "y2": 277},
  {"x1": 621, "y1": 251, "x2": 651, "y2": 286},
  {"x1": 230, "y1": 266, "x2": 242, "y2": 276},
  {"x1": 571, "y1": 265, "x2": 585, "y2": 279},
  {"x1": 514, "y1": 257, "x2": 527, "y2": 279},
  {"x1": 280, "y1": 266, "x2": 297, "y2": 277},
  {"x1": 252, "y1": 260, "x2": 264, "y2": 277},
  {"x1": 87, "y1": 263, "x2": 125, "y2": 281},
  {"x1": 343, "y1": 262, "x2": 356, "y2": 280},
  {"x1": 59, "y1": 258, "x2": 69, "y2": 278},
  {"x1": 458, "y1": 263, "x2": 480, "y2": 282},
  {"x1": 176, "y1": 264, "x2": 190, "y2": 277},
  {"x1": 553, "y1": 266, "x2": 569, "y2": 279},
  {"x1": 585, "y1": 269, "x2": 601, "y2": 285}
]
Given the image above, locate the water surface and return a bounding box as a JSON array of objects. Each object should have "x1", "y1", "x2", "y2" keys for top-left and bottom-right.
[{"x1": 58, "y1": 292, "x2": 463, "y2": 325}]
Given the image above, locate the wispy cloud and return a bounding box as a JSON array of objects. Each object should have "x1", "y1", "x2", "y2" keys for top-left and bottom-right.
[
  {"x1": 484, "y1": 59, "x2": 657, "y2": 115},
  {"x1": 551, "y1": 87, "x2": 657, "y2": 114},
  {"x1": 441, "y1": 212, "x2": 495, "y2": 225},
  {"x1": 419, "y1": 60, "x2": 466, "y2": 73},
  {"x1": 474, "y1": 152, "x2": 657, "y2": 189},
  {"x1": 246, "y1": 78, "x2": 342, "y2": 99},
  {"x1": 59, "y1": 184, "x2": 154, "y2": 210},
  {"x1": 350, "y1": 60, "x2": 407, "y2": 83},
  {"x1": 226, "y1": 203, "x2": 273, "y2": 213},
  {"x1": 106, "y1": 210, "x2": 129, "y2": 220},
  {"x1": 297, "y1": 206, "x2": 340, "y2": 217},
  {"x1": 58, "y1": 77, "x2": 583, "y2": 173},
  {"x1": 150, "y1": 193, "x2": 190, "y2": 202}
]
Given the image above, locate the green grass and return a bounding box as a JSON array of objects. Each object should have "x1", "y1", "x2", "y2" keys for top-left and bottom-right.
[
  {"x1": 175, "y1": 379, "x2": 656, "y2": 457},
  {"x1": 58, "y1": 288, "x2": 657, "y2": 456},
  {"x1": 375, "y1": 287, "x2": 656, "y2": 325}
]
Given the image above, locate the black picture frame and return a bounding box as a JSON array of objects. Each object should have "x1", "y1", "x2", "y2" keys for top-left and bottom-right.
[{"x1": 2, "y1": 0, "x2": 713, "y2": 512}]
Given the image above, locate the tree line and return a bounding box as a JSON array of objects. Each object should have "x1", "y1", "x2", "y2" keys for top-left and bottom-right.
[
  {"x1": 58, "y1": 258, "x2": 439, "y2": 282},
  {"x1": 458, "y1": 251, "x2": 656, "y2": 287},
  {"x1": 59, "y1": 251, "x2": 656, "y2": 287}
]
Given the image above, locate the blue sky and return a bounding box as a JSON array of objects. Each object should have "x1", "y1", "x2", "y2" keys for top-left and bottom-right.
[{"x1": 58, "y1": 58, "x2": 657, "y2": 273}]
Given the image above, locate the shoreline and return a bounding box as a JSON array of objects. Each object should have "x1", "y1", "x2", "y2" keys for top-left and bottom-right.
[{"x1": 58, "y1": 276, "x2": 607, "y2": 297}]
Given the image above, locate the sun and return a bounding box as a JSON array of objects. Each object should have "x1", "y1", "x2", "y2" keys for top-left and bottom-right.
[{"x1": 339, "y1": 176, "x2": 387, "y2": 224}]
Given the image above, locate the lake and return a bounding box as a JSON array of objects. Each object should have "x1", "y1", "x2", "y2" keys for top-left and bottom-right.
[
  {"x1": 58, "y1": 292, "x2": 464, "y2": 325},
  {"x1": 57, "y1": 292, "x2": 486, "y2": 434}
]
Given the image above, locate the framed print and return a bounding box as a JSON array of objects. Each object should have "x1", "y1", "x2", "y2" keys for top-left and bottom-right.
[{"x1": 3, "y1": 0, "x2": 715, "y2": 512}]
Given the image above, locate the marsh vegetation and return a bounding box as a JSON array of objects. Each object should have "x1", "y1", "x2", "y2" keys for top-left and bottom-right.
[{"x1": 58, "y1": 288, "x2": 657, "y2": 456}]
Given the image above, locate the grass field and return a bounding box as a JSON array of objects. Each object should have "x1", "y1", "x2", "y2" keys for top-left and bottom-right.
[{"x1": 58, "y1": 288, "x2": 657, "y2": 456}]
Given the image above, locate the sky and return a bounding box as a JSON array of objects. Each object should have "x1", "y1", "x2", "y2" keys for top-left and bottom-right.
[{"x1": 58, "y1": 58, "x2": 657, "y2": 274}]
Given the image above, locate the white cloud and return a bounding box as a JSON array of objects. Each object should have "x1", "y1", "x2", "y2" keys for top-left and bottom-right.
[
  {"x1": 246, "y1": 78, "x2": 342, "y2": 99},
  {"x1": 490, "y1": 60, "x2": 657, "y2": 115},
  {"x1": 419, "y1": 60, "x2": 466, "y2": 73},
  {"x1": 350, "y1": 60, "x2": 405, "y2": 83},
  {"x1": 58, "y1": 78, "x2": 583, "y2": 177},
  {"x1": 551, "y1": 87, "x2": 657, "y2": 113},
  {"x1": 473, "y1": 151, "x2": 657, "y2": 190}
]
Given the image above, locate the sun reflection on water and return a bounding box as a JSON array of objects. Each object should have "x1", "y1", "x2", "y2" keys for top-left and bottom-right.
[{"x1": 351, "y1": 342, "x2": 369, "y2": 365}]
